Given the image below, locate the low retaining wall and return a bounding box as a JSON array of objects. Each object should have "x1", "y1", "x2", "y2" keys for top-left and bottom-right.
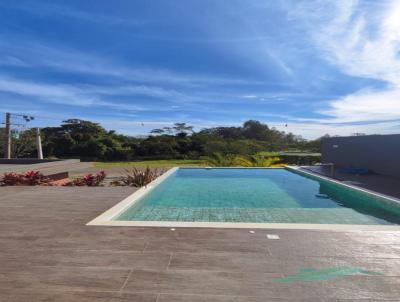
[{"x1": 0, "y1": 159, "x2": 60, "y2": 165}]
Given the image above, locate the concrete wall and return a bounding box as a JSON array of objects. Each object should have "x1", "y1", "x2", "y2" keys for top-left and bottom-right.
[
  {"x1": 0, "y1": 159, "x2": 60, "y2": 165},
  {"x1": 321, "y1": 134, "x2": 400, "y2": 178}
]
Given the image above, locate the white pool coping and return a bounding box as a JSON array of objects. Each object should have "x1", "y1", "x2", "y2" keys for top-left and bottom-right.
[
  {"x1": 287, "y1": 166, "x2": 400, "y2": 208},
  {"x1": 87, "y1": 167, "x2": 179, "y2": 225},
  {"x1": 87, "y1": 166, "x2": 400, "y2": 231}
]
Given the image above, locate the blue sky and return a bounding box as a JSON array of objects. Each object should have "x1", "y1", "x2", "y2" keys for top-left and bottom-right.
[{"x1": 1, "y1": 0, "x2": 400, "y2": 138}]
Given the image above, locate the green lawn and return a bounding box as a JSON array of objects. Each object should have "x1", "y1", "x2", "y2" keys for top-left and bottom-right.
[{"x1": 94, "y1": 159, "x2": 206, "y2": 168}]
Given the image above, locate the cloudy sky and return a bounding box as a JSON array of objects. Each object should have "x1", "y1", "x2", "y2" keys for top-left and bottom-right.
[{"x1": 1, "y1": 0, "x2": 400, "y2": 138}]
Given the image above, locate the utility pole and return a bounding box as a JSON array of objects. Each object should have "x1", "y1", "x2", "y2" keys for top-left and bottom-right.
[
  {"x1": 35, "y1": 128, "x2": 43, "y2": 159},
  {"x1": 4, "y1": 112, "x2": 11, "y2": 159},
  {"x1": 3, "y1": 112, "x2": 35, "y2": 159}
]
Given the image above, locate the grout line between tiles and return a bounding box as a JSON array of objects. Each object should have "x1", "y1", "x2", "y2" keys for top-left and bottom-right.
[
  {"x1": 166, "y1": 253, "x2": 173, "y2": 270},
  {"x1": 119, "y1": 269, "x2": 134, "y2": 292},
  {"x1": 142, "y1": 241, "x2": 149, "y2": 252}
]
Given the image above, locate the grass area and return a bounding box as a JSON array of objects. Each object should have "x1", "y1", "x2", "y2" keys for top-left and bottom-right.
[
  {"x1": 94, "y1": 159, "x2": 206, "y2": 168},
  {"x1": 94, "y1": 159, "x2": 287, "y2": 169}
]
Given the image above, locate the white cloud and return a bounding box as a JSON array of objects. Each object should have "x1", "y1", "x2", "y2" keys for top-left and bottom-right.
[
  {"x1": 320, "y1": 87, "x2": 400, "y2": 123},
  {"x1": 85, "y1": 84, "x2": 186, "y2": 100},
  {"x1": 264, "y1": 48, "x2": 294, "y2": 76},
  {"x1": 271, "y1": 120, "x2": 400, "y2": 139},
  {"x1": 99, "y1": 117, "x2": 400, "y2": 139},
  {"x1": 0, "y1": 2, "x2": 151, "y2": 27},
  {"x1": 0, "y1": 77, "x2": 153, "y2": 111},
  {"x1": 0, "y1": 39, "x2": 262, "y2": 88},
  {"x1": 290, "y1": 0, "x2": 400, "y2": 125},
  {"x1": 315, "y1": 0, "x2": 400, "y2": 84},
  {"x1": 0, "y1": 77, "x2": 96, "y2": 106},
  {"x1": 0, "y1": 55, "x2": 27, "y2": 67},
  {"x1": 0, "y1": 77, "x2": 172, "y2": 112}
]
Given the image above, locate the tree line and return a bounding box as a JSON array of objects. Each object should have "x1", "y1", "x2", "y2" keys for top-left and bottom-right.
[{"x1": 0, "y1": 119, "x2": 325, "y2": 161}]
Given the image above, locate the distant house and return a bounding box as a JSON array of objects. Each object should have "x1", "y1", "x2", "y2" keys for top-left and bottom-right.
[{"x1": 321, "y1": 134, "x2": 400, "y2": 178}]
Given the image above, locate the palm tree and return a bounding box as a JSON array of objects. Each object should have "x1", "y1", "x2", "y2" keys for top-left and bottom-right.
[
  {"x1": 203, "y1": 152, "x2": 235, "y2": 166},
  {"x1": 203, "y1": 152, "x2": 281, "y2": 167},
  {"x1": 249, "y1": 153, "x2": 281, "y2": 167},
  {"x1": 231, "y1": 155, "x2": 252, "y2": 167}
]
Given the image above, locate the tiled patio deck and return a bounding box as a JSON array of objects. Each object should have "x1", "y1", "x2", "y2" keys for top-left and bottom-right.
[{"x1": 0, "y1": 186, "x2": 399, "y2": 301}]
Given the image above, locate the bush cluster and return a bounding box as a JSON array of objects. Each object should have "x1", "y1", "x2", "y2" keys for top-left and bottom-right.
[{"x1": 0, "y1": 171, "x2": 51, "y2": 186}]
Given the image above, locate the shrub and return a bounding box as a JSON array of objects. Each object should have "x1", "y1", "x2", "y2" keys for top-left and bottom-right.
[
  {"x1": 202, "y1": 152, "x2": 283, "y2": 167},
  {"x1": 202, "y1": 152, "x2": 236, "y2": 166},
  {"x1": 63, "y1": 171, "x2": 106, "y2": 186},
  {"x1": 112, "y1": 166, "x2": 164, "y2": 187},
  {"x1": 249, "y1": 153, "x2": 282, "y2": 167},
  {"x1": 0, "y1": 171, "x2": 52, "y2": 186},
  {"x1": 24, "y1": 171, "x2": 49, "y2": 185},
  {"x1": 1, "y1": 172, "x2": 24, "y2": 186}
]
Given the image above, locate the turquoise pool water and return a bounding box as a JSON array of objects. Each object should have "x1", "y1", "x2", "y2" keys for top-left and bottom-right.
[{"x1": 116, "y1": 168, "x2": 400, "y2": 225}]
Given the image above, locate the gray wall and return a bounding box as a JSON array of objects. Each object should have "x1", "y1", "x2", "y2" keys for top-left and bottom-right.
[
  {"x1": 0, "y1": 159, "x2": 60, "y2": 165},
  {"x1": 321, "y1": 134, "x2": 400, "y2": 178}
]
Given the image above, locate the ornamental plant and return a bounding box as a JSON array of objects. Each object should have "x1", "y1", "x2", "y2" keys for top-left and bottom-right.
[
  {"x1": 63, "y1": 171, "x2": 106, "y2": 186},
  {"x1": 0, "y1": 172, "x2": 24, "y2": 186},
  {"x1": 111, "y1": 166, "x2": 164, "y2": 187},
  {"x1": 203, "y1": 152, "x2": 282, "y2": 167},
  {"x1": 0, "y1": 171, "x2": 51, "y2": 186}
]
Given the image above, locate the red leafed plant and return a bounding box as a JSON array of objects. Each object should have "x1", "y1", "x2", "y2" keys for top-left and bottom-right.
[
  {"x1": 63, "y1": 171, "x2": 106, "y2": 186},
  {"x1": 111, "y1": 167, "x2": 164, "y2": 187},
  {"x1": 0, "y1": 171, "x2": 51, "y2": 186},
  {"x1": 1, "y1": 172, "x2": 24, "y2": 186},
  {"x1": 24, "y1": 171, "x2": 47, "y2": 185}
]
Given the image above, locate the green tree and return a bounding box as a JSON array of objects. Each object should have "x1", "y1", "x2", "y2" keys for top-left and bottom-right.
[
  {"x1": 150, "y1": 128, "x2": 165, "y2": 135},
  {"x1": 41, "y1": 119, "x2": 131, "y2": 160},
  {"x1": 3, "y1": 118, "x2": 319, "y2": 161},
  {"x1": 173, "y1": 123, "x2": 194, "y2": 137}
]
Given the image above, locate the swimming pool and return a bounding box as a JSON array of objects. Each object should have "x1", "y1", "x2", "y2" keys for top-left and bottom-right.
[{"x1": 88, "y1": 167, "x2": 400, "y2": 229}]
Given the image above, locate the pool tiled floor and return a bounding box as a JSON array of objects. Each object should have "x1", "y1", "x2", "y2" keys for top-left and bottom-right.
[
  {"x1": 114, "y1": 168, "x2": 400, "y2": 226},
  {"x1": 120, "y1": 206, "x2": 383, "y2": 224}
]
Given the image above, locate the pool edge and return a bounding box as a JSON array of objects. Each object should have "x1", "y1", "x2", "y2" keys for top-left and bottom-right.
[
  {"x1": 287, "y1": 166, "x2": 400, "y2": 208},
  {"x1": 87, "y1": 166, "x2": 400, "y2": 231},
  {"x1": 87, "y1": 167, "x2": 179, "y2": 225},
  {"x1": 87, "y1": 220, "x2": 400, "y2": 231}
]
